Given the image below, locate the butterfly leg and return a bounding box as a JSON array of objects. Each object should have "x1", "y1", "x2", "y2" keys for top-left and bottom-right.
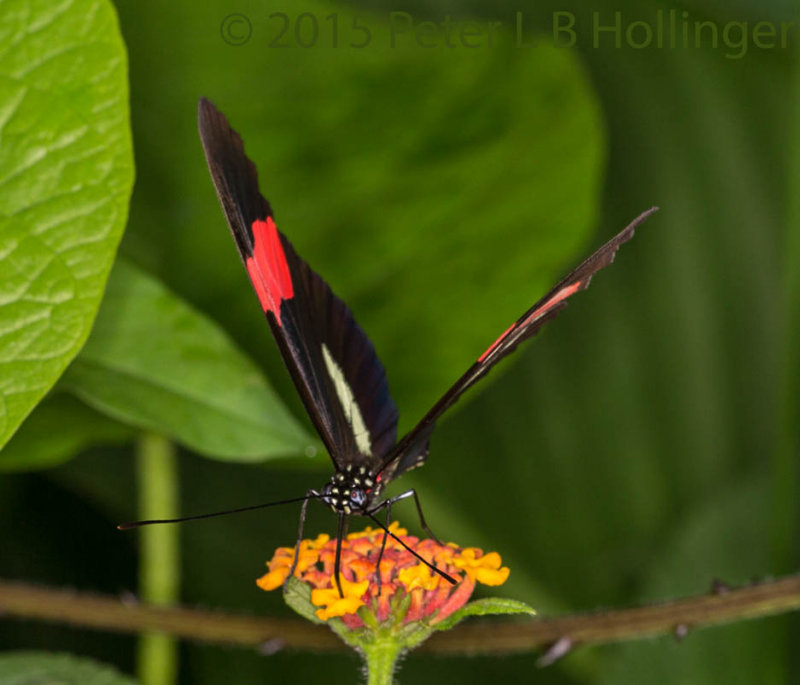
[
  {"x1": 371, "y1": 498, "x2": 394, "y2": 598},
  {"x1": 368, "y1": 489, "x2": 442, "y2": 595},
  {"x1": 334, "y1": 512, "x2": 347, "y2": 598},
  {"x1": 287, "y1": 489, "x2": 319, "y2": 582},
  {"x1": 366, "y1": 509, "x2": 457, "y2": 585},
  {"x1": 407, "y1": 489, "x2": 442, "y2": 544},
  {"x1": 371, "y1": 489, "x2": 442, "y2": 543}
]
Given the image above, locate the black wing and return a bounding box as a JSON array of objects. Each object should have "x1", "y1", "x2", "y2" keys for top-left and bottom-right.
[
  {"x1": 198, "y1": 98, "x2": 398, "y2": 468},
  {"x1": 377, "y1": 207, "x2": 658, "y2": 483}
]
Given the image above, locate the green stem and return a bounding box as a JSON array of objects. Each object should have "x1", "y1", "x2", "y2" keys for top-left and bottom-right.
[
  {"x1": 136, "y1": 433, "x2": 180, "y2": 685},
  {"x1": 360, "y1": 638, "x2": 404, "y2": 685}
]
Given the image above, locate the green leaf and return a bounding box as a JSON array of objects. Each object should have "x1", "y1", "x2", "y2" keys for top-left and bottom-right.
[
  {"x1": 0, "y1": 393, "x2": 132, "y2": 471},
  {"x1": 118, "y1": 0, "x2": 605, "y2": 428},
  {"x1": 0, "y1": 0, "x2": 134, "y2": 449},
  {"x1": 400, "y1": 0, "x2": 794, "y2": 649},
  {"x1": 60, "y1": 259, "x2": 314, "y2": 461},
  {"x1": 0, "y1": 651, "x2": 137, "y2": 685},
  {"x1": 432, "y1": 597, "x2": 536, "y2": 632},
  {"x1": 283, "y1": 576, "x2": 323, "y2": 624}
]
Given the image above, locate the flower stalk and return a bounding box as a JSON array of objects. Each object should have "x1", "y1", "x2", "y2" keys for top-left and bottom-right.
[{"x1": 360, "y1": 632, "x2": 406, "y2": 685}]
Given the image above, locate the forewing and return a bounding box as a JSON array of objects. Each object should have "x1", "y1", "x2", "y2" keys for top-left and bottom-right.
[
  {"x1": 198, "y1": 99, "x2": 398, "y2": 467},
  {"x1": 378, "y1": 207, "x2": 658, "y2": 481}
]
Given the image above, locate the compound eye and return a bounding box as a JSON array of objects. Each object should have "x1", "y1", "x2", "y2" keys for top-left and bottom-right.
[{"x1": 350, "y1": 489, "x2": 366, "y2": 507}]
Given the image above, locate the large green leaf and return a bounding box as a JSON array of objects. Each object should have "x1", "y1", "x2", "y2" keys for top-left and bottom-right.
[
  {"x1": 117, "y1": 0, "x2": 605, "y2": 430},
  {"x1": 0, "y1": 652, "x2": 137, "y2": 685},
  {"x1": 0, "y1": 0, "x2": 133, "y2": 448},
  {"x1": 60, "y1": 259, "x2": 315, "y2": 460}
]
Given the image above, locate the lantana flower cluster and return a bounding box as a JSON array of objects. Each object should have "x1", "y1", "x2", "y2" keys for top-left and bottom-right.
[{"x1": 257, "y1": 522, "x2": 510, "y2": 628}]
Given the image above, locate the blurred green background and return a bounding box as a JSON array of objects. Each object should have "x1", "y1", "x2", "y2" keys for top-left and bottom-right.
[{"x1": 1, "y1": 0, "x2": 798, "y2": 682}]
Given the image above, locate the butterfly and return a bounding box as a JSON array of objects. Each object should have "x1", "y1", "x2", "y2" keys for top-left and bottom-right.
[{"x1": 120, "y1": 98, "x2": 657, "y2": 598}]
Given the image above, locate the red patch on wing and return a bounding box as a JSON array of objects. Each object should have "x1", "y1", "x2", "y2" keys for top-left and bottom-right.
[
  {"x1": 245, "y1": 218, "x2": 294, "y2": 323},
  {"x1": 478, "y1": 323, "x2": 515, "y2": 363},
  {"x1": 477, "y1": 281, "x2": 584, "y2": 363},
  {"x1": 519, "y1": 281, "x2": 582, "y2": 328}
]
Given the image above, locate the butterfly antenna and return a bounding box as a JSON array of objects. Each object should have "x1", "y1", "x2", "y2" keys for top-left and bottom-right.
[
  {"x1": 367, "y1": 514, "x2": 457, "y2": 585},
  {"x1": 117, "y1": 493, "x2": 324, "y2": 530}
]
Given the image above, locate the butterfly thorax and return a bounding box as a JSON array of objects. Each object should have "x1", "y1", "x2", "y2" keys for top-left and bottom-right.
[{"x1": 320, "y1": 464, "x2": 378, "y2": 515}]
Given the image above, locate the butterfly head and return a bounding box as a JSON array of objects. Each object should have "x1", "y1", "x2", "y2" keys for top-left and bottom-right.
[{"x1": 320, "y1": 464, "x2": 377, "y2": 514}]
